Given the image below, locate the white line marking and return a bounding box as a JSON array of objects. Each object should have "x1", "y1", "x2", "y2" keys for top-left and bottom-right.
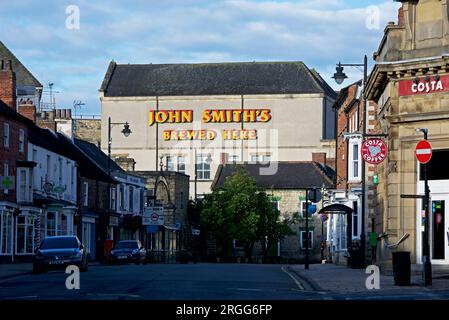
[{"x1": 416, "y1": 149, "x2": 431, "y2": 155}]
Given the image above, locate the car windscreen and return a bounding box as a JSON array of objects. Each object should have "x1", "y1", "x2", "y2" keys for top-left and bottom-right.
[
  {"x1": 40, "y1": 237, "x2": 78, "y2": 250},
  {"x1": 115, "y1": 242, "x2": 139, "y2": 249}
]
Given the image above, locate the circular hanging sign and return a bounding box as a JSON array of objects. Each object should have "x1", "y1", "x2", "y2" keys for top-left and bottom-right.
[
  {"x1": 361, "y1": 138, "x2": 388, "y2": 164},
  {"x1": 415, "y1": 140, "x2": 432, "y2": 164}
]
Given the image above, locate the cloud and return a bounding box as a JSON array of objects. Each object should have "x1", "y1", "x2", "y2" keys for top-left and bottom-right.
[{"x1": 0, "y1": 0, "x2": 401, "y2": 114}]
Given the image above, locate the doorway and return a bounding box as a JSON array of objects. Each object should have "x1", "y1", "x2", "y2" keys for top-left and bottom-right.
[{"x1": 430, "y1": 196, "x2": 449, "y2": 264}]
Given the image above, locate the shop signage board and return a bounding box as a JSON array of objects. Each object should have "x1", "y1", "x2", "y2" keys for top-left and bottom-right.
[
  {"x1": 0, "y1": 176, "x2": 15, "y2": 190},
  {"x1": 398, "y1": 75, "x2": 449, "y2": 96},
  {"x1": 416, "y1": 140, "x2": 432, "y2": 164},
  {"x1": 361, "y1": 138, "x2": 387, "y2": 164}
]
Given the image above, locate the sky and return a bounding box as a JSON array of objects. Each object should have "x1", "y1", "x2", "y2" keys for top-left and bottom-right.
[{"x1": 0, "y1": 0, "x2": 401, "y2": 115}]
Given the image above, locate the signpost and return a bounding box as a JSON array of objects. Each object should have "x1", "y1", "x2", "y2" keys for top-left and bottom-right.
[
  {"x1": 416, "y1": 134, "x2": 432, "y2": 286},
  {"x1": 361, "y1": 138, "x2": 387, "y2": 164},
  {"x1": 143, "y1": 207, "x2": 164, "y2": 226}
]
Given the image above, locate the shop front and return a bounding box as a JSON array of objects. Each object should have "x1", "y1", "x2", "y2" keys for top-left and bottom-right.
[
  {"x1": 14, "y1": 206, "x2": 40, "y2": 260},
  {"x1": 0, "y1": 202, "x2": 15, "y2": 262}
]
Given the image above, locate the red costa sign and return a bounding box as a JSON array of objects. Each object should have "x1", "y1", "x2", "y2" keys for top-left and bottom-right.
[
  {"x1": 361, "y1": 138, "x2": 387, "y2": 164},
  {"x1": 398, "y1": 75, "x2": 449, "y2": 96}
]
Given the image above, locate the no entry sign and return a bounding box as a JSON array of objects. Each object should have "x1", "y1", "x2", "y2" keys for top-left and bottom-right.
[{"x1": 416, "y1": 140, "x2": 432, "y2": 164}]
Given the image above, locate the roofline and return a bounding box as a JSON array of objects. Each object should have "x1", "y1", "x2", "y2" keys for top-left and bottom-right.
[
  {"x1": 99, "y1": 60, "x2": 117, "y2": 93},
  {"x1": 0, "y1": 41, "x2": 43, "y2": 88}
]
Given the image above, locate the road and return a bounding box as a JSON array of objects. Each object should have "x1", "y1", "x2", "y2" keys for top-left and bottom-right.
[
  {"x1": 1, "y1": 263, "x2": 449, "y2": 300},
  {"x1": 0, "y1": 263, "x2": 320, "y2": 300}
]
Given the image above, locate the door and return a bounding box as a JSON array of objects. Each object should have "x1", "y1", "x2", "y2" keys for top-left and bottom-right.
[{"x1": 430, "y1": 196, "x2": 449, "y2": 264}]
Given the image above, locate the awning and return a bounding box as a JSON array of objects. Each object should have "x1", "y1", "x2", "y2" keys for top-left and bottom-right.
[{"x1": 318, "y1": 203, "x2": 353, "y2": 215}]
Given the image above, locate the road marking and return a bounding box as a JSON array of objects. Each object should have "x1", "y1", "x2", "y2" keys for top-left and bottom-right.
[
  {"x1": 281, "y1": 266, "x2": 304, "y2": 290},
  {"x1": 236, "y1": 288, "x2": 263, "y2": 292},
  {"x1": 5, "y1": 295, "x2": 38, "y2": 299}
]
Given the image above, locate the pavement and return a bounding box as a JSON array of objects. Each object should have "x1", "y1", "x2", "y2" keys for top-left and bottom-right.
[
  {"x1": 0, "y1": 262, "x2": 102, "y2": 280},
  {"x1": 287, "y1": 263, "x2": 449, "y2": 299}
]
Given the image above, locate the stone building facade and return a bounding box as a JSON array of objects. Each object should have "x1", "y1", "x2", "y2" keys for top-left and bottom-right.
[{"x1": 366, "y1": 0, "x2": 449, "y2": 270}]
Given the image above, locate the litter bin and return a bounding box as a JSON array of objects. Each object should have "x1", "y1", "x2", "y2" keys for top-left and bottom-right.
[{"x1": 392, "y1": 251, "x2": 411, "y2": 286}]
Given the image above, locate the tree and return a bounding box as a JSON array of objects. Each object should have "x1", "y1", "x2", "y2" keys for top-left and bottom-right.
[{"x1": 200, "y1": 167, "x2": 293, "y2": 260}]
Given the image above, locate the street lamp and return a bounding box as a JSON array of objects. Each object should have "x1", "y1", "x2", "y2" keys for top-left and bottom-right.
[
  {"x1": 105, "y1": 117, "x2": 132, "y2": 260},
  {"x1": 416, "y1": 128, "x2": 432, "y2": 286},
  {"x1": 333, "y1": 55, "x2": 368, "y2": 267}
]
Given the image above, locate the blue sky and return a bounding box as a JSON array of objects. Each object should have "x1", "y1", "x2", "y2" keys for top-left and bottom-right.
[{"x1": 0, "y1": 0, "x2": 401, "y2": 115}]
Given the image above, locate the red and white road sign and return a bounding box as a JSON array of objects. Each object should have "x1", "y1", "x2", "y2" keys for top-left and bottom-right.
[{"x1": 415, "y1": 140, "x2": 432, "y2": 164}]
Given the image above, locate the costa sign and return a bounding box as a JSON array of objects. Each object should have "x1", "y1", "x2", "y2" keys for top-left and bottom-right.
[
  {"x1": 398, "y1": 75, "x2": 449, "y2": 96},
  {"x1": 361, "y1": 138, "x2": 387, "y2": 164}
]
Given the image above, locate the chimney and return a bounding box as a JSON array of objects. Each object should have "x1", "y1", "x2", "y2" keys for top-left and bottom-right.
[
  {"x1": 312, "y1": 152, "x2": 327, "y2": 165},
  {"x1": 398, "y1": 7, "x2": 404, "y2": 26},
  {"x1": 0, "y1": 59, "x2": 17, "y2": 109},
  {"x1": 220, "y1": 152, "x2": 229, "y2": 165},
  {"x1": 18, "y1": 98, "x2": 36, "y2": 123}
]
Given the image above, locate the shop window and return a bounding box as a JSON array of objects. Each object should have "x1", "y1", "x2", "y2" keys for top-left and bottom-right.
[
  {"x1": 300, "y1": 231, "x2": 313, "y2": 249},
  {"x1": 16, "y1": 215, "x2": 35, "y2": 255},
  {"x1": 0, "y1": 211, "x2": 13, "y2": 255},
  {"x1": 419, "y1": 149, "x2": 449, "y2": 181},
  {"x1": 352, "y1": 201, "x2": 359, "y2": 238},
  {"x1": 196, "y1": 154, "x2": 211, "y2": 180},
  {"x1": 177, "y1": 156, "x2": 186, "y2": 174},
  {"x1": 129, "y1": 186, "x2": 134, "y2": 211},
  {"x1": 300, "y1": 201, "x2": 312, "y2": 218},
  {"x1": 46, "y1": 212, "x2": 56, "y2": 236},
  {"x1": 251, "y1": 154, "x2": 271, "y2": 164},
  {"x1": 82, "y1": 223, "x2": 92, "y2": 254},
  {"x1": 111, "y1": 187, "x2": 117, "y2": 211},
  {"x1": 58, "y1": 214, "x2": 68, "y2": 235}
]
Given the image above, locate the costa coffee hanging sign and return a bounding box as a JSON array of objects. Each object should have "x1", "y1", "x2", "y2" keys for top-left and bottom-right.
[
  {"x1": 361, "y1": 138, "x2": 387, "y2": 164},
  {"x1": 398, "y1": 75, "x2": 449, "y2": 96}
]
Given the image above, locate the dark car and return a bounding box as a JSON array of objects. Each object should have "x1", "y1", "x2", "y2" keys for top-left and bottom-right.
[
  {"x1": 33, "y1": 236, "x2": 88, "y2": 274},
  {"x1": 110, "y1": 240, "x2": 147, "y2": 264}
]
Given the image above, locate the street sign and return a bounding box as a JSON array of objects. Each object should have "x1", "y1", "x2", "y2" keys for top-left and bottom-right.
[
  {"x1": 192, "y1": 228, "x2": 200, "y2": 236},
  {"x1": 308, "y1": 204, "x2": 317, "y2": 215},
  {"x1": 416, "y1": 140, "x2": 432, "y2": 164},
  {"x1": 401, "y1": 194, "x2": 425, "y2": 199},
  {"x1": 361, "y1": 138, "x2": 387, "y2": 164},
  {"x1": 143, "y1": 207, "x2": 164, "y2": 225},
  {"x1": 307, "y1": 189, "x2": 322, "y2": 203}
]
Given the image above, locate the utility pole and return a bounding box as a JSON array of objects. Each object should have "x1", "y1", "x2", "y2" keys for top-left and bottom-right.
[{"x1": 305, "y1": 188, "x2": 309, "y2": 270}]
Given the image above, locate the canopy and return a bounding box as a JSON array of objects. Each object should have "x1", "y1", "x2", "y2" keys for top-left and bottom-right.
[{"x1": 318, "y1": 203, "x2": 353, "y2": 215}]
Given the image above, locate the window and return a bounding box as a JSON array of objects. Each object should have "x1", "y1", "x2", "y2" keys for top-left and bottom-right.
[
  {"x1": 3, "y1": 123, "x2": 9, "y2": 149},
  {"x1": 3, "y1": 162, "x2": 8, "y2": 195},
  {"x1": 180, "y1": 192, "x2": 184, "y2": 209},
  {"x1": 119, "y1": 185, "x2": 125, "y2": 210},
  {"x1": 251, "y1": 154, "x2": 271, "y2": 163},
  {"x1": 111, "y1": 187, "x2": 117, "y2": 211},
  {"x1": 82, "y1": 182, "x2": 89, "y2": 207},
  {"x1": 166, "y1": 156, "x2": 175, "y2": 171},
  {"x1": 18, "y1": 169, "x2": 28, "y2": 203},
  {"x1": 300, "y1": 231, "x2": 313, "y2": 249},
  {"x1": 82, "y1": 223, "x2": 92, "y2": 254},
  {"x1": 19, "y1": 129, "x2": 25, "y2": 153},
  {"x1": 46, "y1": 212, "x2": 56, "y2": 236},
  {"x1": 140, "y1": 189, "x2": 144, "y2": 212},
  {"x1": 58, "y1": 214, "x2": 68, "y2": 235},
  {"x1": 129, "y1": 186, "x2": 134, "y2": 211},
  {"x1": 196, "y1": 154, "x2": 211, "y2": 180},
  {"x1": 15, "y1": 215, "x2": 35, "y2": 254},
  {"x1": 348, "y1": 139, "x2": 361, "y2": 182},
  {"x1": 177, "y1": 156, "x2": 185, "y2": 174},
  {"x1": 58, "y1": 158, "x2": 63, "y2": 184},
  {"x1": 229, "y1": 155, "x2": 239, "y2": 163},
  {"x1": 301, "y1": 201, "x2": 312, "y2": 218},
  {"x1": 0, "y1": 211, "x2": 13, "y2": 255},
  {"x1": 46, "y1": 155, "x2": 51, "y2": 180}
]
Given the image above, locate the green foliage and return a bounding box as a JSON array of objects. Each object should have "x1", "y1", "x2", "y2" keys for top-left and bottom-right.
[{"x1": 200, "y1": 167, "x2": 293, "y2": 258}]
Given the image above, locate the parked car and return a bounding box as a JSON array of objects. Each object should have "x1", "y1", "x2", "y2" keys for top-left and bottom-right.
[
  {"x1": 110, "y1": 240, "x2": 147, "y2": 264},
  {"x1": 33, "y1": 236, "x2": 88, "y2": 274}
]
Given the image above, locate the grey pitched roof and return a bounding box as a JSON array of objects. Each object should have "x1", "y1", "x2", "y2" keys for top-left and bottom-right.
[
  {"x1": 100, "y1": 61, "x2": 337, "y2": 98},
  {"x1": 74, "y1": 138, "x2": 125, "y2": 174},
  {"x1": 0, "y1": 41, "x2": 42, "y2": 88},
  {"x1": 212, "y1": 162, "x2": 335, "y2": 190}
]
